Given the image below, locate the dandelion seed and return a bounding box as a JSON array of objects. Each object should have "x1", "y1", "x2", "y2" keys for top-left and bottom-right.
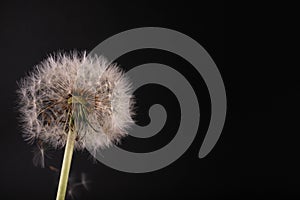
[
  {"x1": 17, "y1": 51, "x2": 135, "y2": 200},
  {"x1": 32, "y1": 141, "x2": 45, "y2": 168},
  {"x1": 32, "y1": 140, "x2": 53, "y2": 168},
  {"x1": 66, "y1": 172, "x2": 89, "y2": 200},
  {"x1": 67, "y1": 188, "x2": 75, "y2": 200},
  {"x1": 80, "y1": 173, "x2": 89, "y2": 191},
  {"x1": 71, "y1": 173, "x2": 91, "y2": 190}
]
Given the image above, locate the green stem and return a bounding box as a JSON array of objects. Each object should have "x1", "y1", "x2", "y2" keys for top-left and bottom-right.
[{"x1": 56, "y1": 123, "x2": 75, "y2": 200}]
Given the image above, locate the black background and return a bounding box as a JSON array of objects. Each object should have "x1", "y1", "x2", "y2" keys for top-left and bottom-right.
[{"x1": 0, "y1": 0, "x2": 299, "y2": 200}]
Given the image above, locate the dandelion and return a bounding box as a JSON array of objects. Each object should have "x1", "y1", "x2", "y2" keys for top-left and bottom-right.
[{"x1": 17, "y1": 52, "x2": 134, "y2": 200}]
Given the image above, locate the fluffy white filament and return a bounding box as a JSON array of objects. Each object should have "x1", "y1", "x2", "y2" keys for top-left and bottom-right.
[{"x1": 17, "y1": 52, "x2": 134, "y2": 155}]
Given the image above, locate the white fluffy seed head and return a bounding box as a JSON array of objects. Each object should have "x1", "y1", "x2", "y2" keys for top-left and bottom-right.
[{"x1": 17, "y1": 52, "x2": 135, "y2": 154}]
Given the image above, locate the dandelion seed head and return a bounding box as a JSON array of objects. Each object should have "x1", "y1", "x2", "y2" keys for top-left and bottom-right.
[{"x1": 17, "y1": 52, "x2": 134, "y2": 153}]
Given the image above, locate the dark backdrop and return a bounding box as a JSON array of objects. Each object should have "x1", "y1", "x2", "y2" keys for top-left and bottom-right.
[{"x1": 0, "y1": 1, "x2": 298, "y2": 200}]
